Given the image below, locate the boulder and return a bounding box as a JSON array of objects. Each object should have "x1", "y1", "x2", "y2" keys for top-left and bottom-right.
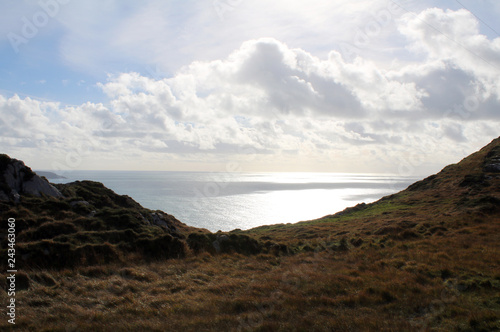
[
  {"x1": 150, "y1": 212, "x2": 170, "y2": 230},
  {"x1": 484, "y1": 147, "x2": 500, "y2": 172},
  {"x1": 0, "y1": 154, "x2": 63, "y2": 201},
  {"x1": 23, "y1": 174, "x2": 64, "y2": 198},
  {"x1": 484, "y1": 161, "x2": 500, "y2": 173}
]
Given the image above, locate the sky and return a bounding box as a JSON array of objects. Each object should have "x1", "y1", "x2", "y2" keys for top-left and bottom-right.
[{"x1": 0, "y1": 0, "x2": 499, "y2": 175}]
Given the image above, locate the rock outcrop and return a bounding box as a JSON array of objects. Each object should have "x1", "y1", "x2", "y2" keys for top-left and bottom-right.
[
  {"x1": 0, "y1": 154, "x2": 63, "y2": 202},
  {"x1": 483, "y1": 144, "x2": 500, "y2": 173}
]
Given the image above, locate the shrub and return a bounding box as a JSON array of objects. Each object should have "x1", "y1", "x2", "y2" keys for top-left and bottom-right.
[
  {"x1": 187, "y1": 233, "x2": 216, "y2": 254},
  {"x1": 75, "y1": 243, "x2": 120, "y2": 265},
  {"x1": 17, "y1": 240, "x2": 75, "y2": 269},
  {"x1": 375, "y1": 226, "x2": 403, "y2": 236},
  {"x1": 350, "y1": 238, "x2": 364, "y2": 247},
  {"x1": 398, "y1": 230, "x2": 420, "y2": 240},
  {"x1": 459, "y1": 174, "x2": 488, "y2": 188},
  {"x1": 19, "y1": 220, "x2": 79, "y2": 241},
  {"x1": 472, "y1": 195, "x2": 500, "y2": 213},
  {"x1": 187, "y1": 233, "x2": 263, "y2": 256},
  {"x1": 18, "y1": 241, "x2": 121, "y2": 268},
  {"x1": 219, "y1": 234, "x2": 262, "y2": 255},
  {"x1": 135, "y1": 234, "x2": 186, "y2": 260},
  {"x1": 98, "y1": 208, "x2": 143, "y2": 230}
]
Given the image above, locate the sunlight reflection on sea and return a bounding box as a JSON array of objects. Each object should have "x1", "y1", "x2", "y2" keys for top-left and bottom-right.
[{"x1": 49, "y1": 171, "x2": 419, "y2": 232}]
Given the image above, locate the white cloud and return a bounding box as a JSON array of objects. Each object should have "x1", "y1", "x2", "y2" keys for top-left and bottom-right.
[
  {"x1": 399, "y1": 8, "x2": 500, "y2": 96},
  {"x1": 0, "y1": 95, "x2": 57, "y2": 140},
  {"x1": 45, "y1": 0, "x2": 417, "y2": 75},
  {"x1": 1, "y1": 7, "x2": 500, "y2": 173}
]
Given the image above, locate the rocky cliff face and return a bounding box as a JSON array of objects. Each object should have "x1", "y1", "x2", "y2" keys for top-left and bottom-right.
[{"x1": 0, "y1": 154, "x2": 63, "y2": 202}]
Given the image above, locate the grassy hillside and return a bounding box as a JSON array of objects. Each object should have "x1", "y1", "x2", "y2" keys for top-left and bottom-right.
[
  {"x1": 0, "y1": 175, "x2": 286, "y2": 270},
  {"x1": 244, "y1": 137, "x2": 500, "y2": 248},
  {"x1": 0, "y1": 137, "x2": 499, "y2": 331}
]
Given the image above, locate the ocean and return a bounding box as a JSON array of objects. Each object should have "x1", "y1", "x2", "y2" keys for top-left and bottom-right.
[{"x1": 48, "y1": 171, "x2": 420, "y2": 232}]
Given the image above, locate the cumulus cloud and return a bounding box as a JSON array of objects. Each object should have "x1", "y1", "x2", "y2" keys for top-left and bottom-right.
[
  {"x1": 398, "y1": 8, "x2": 500, "y2": 97},
  {"x1": 0, "y1": 95, "x2": 57, "y2": 140},
  {"x1": 1, "y1": 8, "x2": 499, "y2": 173}
]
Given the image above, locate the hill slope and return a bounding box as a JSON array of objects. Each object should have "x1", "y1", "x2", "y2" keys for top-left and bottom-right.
[
  {"x1": 0, "y1": 155, "x2": 284, "y2": 270},
  {"x1": 244, "y1": 136, "x2": 500, "y2": 248},
  {"x1": 0, "y1": 137, "x2": 499, "y2": 331}
]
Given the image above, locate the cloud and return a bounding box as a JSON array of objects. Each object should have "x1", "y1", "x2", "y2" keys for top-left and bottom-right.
[
  {"x1": 40, "y1": 0, "x2": 410, "y2": 75},
  {"x1": 398, "y1": 8, "x2": 500, "y2": 96},
  {"x1": 0, "y1": 95, "x2": 57, "y2": 140},
  {"x1": 1, "y1": 8, "x2": 500, "y2": 173},
  {"x1": 442, "y1": 121, "x2": 467, "y2": 142}
]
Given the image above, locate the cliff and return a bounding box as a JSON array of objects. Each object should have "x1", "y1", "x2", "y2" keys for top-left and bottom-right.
[
  {"x1": 0, "y1": 156, "x2": 281, "y2": 269},
  {"x1": 0, "y1": 154, "x2": 63, "y2": 202}
]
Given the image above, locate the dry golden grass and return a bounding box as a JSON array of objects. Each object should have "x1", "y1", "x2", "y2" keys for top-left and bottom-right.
[
  {"x1": 1, "y1": 213, "x2": 499, "y2": 331},
  {"x1": 1, "y1": 138, "x2": 499, "y2": 331}
]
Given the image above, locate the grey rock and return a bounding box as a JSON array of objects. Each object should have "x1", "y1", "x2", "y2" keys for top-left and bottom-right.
[
  {"x1": 12, "y1": 191, "x2": 20, "y2": 204},
  {"x1": 484, "y1": 163, "x2": 500, "y2": 173},
  {"x1": 0, "y1": 155, "x2": 63, "y2": 201},
  {"x1": 23, "y1": 175, "x2": 63, "y2": 198},
  {"x1": 212, "y1": 240, "x2": 221, "y2": 253},
  {"x1": 70, "y1": 200, "x2": 90, "y2": 207},
  {"x1": 138, "y1": 213, "x2": 151, "y2": 225},
  {"x1": 217, "y1": 234, "x2": 229, "y2": 242},
  {"x1": 150, "y1": 212, "x2": 170, "y2": 229}
]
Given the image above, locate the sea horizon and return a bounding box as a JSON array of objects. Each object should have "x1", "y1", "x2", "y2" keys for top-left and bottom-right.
[
  {"x1": 37, "y1": 168, "x2": 433, "y2": 176},
  {"x1": 43, "y1": 170, "x2": 421, "y2": 232}
]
